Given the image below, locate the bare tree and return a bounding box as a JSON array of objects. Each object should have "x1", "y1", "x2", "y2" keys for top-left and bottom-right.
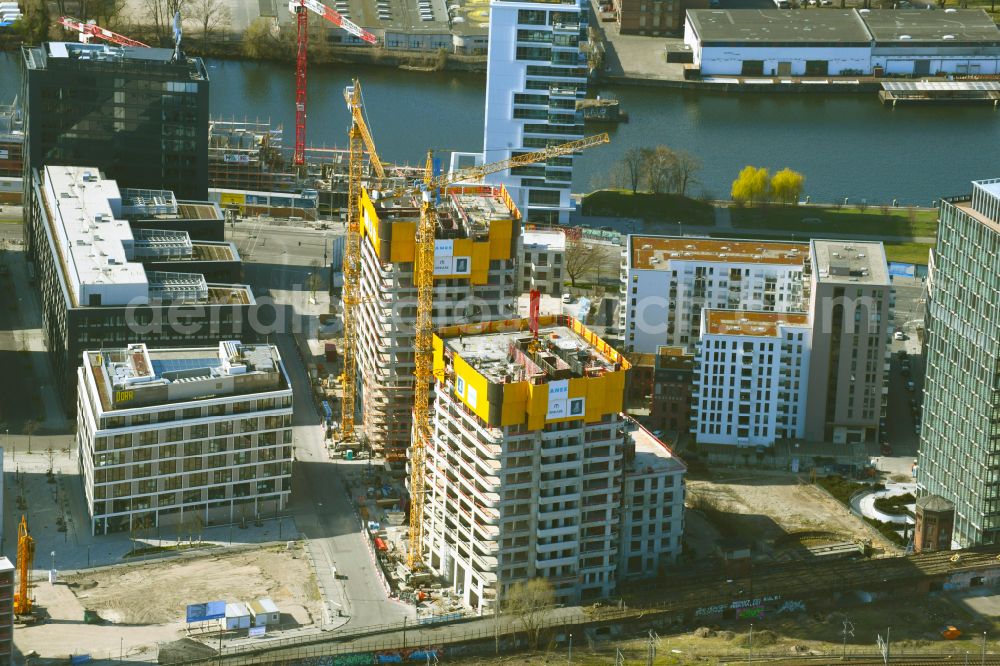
[
  {"x1": 190, "y1": 0, "x2": 230, "y2": 50},
  {"x1": 563, "y1": 238, "x2": 603, "y2": 288},
  {"x1": 674, "y1": 150, "x2": 702, "y2": 198},
  {"x1": 504, "y1": 579, "x2": 555, "y2": 649},
  {"x1": 142, "y1": 0, "x2": 190, "y2": 45},
  {"x1": 642, "y1": 146, "x2": 679, "y2": 195},
  {"x1": 618, "y1": 147, "x2": 645, "y2": 194}
]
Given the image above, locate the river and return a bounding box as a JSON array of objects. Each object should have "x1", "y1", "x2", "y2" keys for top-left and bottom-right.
[{"x1": 2, "y1": 52, "x2": 999, "y2": 205}]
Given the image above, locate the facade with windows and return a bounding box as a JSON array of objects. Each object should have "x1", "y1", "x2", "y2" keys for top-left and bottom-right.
[
  {"x1": 519, "y1": 229, "x2": 565, "y2": 295},
  {"x1": 22, "y1": 42, "x2": 209, "y2": 203},
  {"x1": 691, "y1": 310, "x2": 811, "y2": 447},
  {"x1": 619, "y1": 236, "x2": 809, "y2": 355},
  {"x1": 619, "y1": 418, "x2": 685, "y2": 581},
  {"x1": 483, "y1": 0, "x2": 588, "y2": 224},
  {"x1": 804, "y1": 240, "x2": 891, "y2": 445},
  {"x1": 918, "y1": 179, "x2": 1000, "y2": 548},
  {"x1": 77, "y1": 341, "x2": 293, "y2": 535},
  {"x1": 621, "y1": 235, "x2": 890, "y2": 448},
  {"x1": 615, "y1": 0, "x2": 706, "y2": 36},
  {"x1": 28, "y1": 166, "x2": 255, "y2": 412}
]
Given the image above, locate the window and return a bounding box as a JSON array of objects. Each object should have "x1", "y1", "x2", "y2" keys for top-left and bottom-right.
[{"x1": 518, "y1": 8, "x2": 546, "y2": 24}]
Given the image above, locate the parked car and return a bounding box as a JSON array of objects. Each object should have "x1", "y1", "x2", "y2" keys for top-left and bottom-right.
[
  {"x1": 881, "y1": 443, "x2": 894, "y2": 456},
  {"x1": 562, "y1": 293, "x2": 573, "y2": 304},
  {"x1": 894, "y1": 331, "x2": 907, "y2": 341},
  {"x1": 907, "y1": 380, "x2": 916, "y2": 392}
]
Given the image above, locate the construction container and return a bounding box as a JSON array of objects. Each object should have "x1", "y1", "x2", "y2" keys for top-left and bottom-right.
[
  {"x1": 249, "y1": 598, "x2": 280, "y2": 627},
  {"x1": 225, "y1": 602, "x2": 251, "y2": 630}
]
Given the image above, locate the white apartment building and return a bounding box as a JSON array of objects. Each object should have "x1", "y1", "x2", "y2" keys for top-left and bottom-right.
[
  {"x1": 691, "y1": 310, "x2": 812, "y2": 447},
  {"x1": 77, "y1": 341, "x2": 293, "y2": 535},
  {"x1": 619, "y1": 236, "x2": 809, "y2": 355},
  {"x1": 423, "y1": 316, "x2": 643, "y2": 611},
  {"x1": 620, "y1": 418, "x2": 686, "y2": 580},
  {"x1": 519, "y1": 229, "x2": 566, "y2": 296},
  {"x1": 482, "y1": 0, "x2": 588, "y2": 224},
  {"x1": 354, "y1": 186, "x2": 520, "y2": 462}
]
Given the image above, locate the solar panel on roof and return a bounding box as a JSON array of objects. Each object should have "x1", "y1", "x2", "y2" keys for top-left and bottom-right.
[{"x1": 152, "y1": 357, "x2": 220, "y2": 375}]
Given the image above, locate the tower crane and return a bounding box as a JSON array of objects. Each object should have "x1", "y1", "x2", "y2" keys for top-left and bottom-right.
[
  {"x1": 290, "y1": 0, "x2": 377, "y2": 168},
  {"x1": 339, "y1": 80, "x2": 386, "y2": 450},
  {"x1": 13, "y1": 515, "x2": 35, "y2": 617},
  {"x1": 57, "y1": 16, "x2": 150, "y2": 47},
  {"x1": 406, "y1": 132, "x2": 611, "y2": 570}
]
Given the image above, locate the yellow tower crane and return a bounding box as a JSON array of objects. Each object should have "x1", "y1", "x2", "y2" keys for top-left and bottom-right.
[
  {"x1": 14, "y1": 515, "x2": 35, "y2": 616},
  {"x1": 406, "y1": 132, "x2": 610, "y2": 570},
  {"x1": 340, "y1": 80, "x2": 387, "y2": 448}
]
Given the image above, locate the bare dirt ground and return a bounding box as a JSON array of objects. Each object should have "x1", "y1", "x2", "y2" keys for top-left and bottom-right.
[
  {"x1": 685, "y1": 470, "x2": 894, "y2": 560},
  {"x1": 15, "y1": 545, "x2": 322, "y2": 661}
]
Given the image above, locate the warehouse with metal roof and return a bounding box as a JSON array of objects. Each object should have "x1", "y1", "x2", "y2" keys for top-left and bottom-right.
[{"x1": 684, "y1": 8, "x2": 1000, "y2": 77}]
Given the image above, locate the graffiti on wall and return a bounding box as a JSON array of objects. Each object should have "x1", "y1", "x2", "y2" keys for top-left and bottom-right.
[
  {"x1": 375, "y1": 647, "x2": 444, "y2": 663},
  {"x1": 694, "y1": 595, "x2": 782, "y2": 618},
  {"x1": 294, "y1": 653, "x2": 375, "y2": 666},
  {"x1": 776, "y1": 600, "x2": 806, "y2": 614}
]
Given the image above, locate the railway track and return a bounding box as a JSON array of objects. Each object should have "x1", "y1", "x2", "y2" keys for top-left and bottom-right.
[{"x1": 736, "y1": 655, "x2": 1000, "y2": 665}]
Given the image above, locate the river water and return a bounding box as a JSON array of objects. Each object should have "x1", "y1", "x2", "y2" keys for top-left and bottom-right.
[{"x1": 3, "y1": 52, "x2": 999, "y2": 205}]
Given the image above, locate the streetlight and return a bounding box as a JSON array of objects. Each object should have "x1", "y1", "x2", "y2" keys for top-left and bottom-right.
[
  {"x1": 677, "y1": 220, "x2": 683, "y2": 237},
  {"x1": 50, "y1": 551, "x2": 55, "y2": 573},
  {"x1": 568, "y1": 633, "x2": 572, "y2": 663},
  {"x1": 982, "y1": 631, "x2": 987, "y2": 666}
]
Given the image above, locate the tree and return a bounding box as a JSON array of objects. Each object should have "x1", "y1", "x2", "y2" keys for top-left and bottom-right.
[
  {"x1": 618, "y1": 148, "x2": 645, "y2": 194},
  {"x1": 18, "y1": 0, "x2": 50, "y2": 45},
  {"x1": 563, "y1": 238, "x2": 603, "y2": 288},
  {"x1": 641, "y1": 146, "x2": 678, "y2": 195},
  {"x1": 731, "y1": 166, "x2": 771, "y2": 206},
  {"x1": 190, "y1": 0, "x2": 230, "y2": 50},
  {"x1": 243, "y1": 17, "x2": 278, "y2": 59},
  {"x1": 770, "y1": 168, "x2": 805, "y2": 206},
  {"x1": 504, "y1": 579, "x2": 555, "y2": 649},
  {"x1": 142, "y1": 0, "x2": 190, "y2": 45},
  {"x1": 673, "y1": 150, "x2": 702, "y2": 198}
]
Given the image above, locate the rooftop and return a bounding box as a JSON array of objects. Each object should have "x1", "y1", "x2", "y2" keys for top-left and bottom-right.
[
  {"x1": 41, "y1": 166, "x2": 250, "y2": 308},
  {"x1": 372, "y1": 185, "x2": 519, "y2": 241},
  {"x1": 863, "y1": 9, "x2": 999, "y2": 44},
  {"x1": 625, "y1": 417, "x2": 686, "y2": 476},
  {"x1": 85, "y1": 341, "x2": 287, "y2": 412},
  {"x1": 439, "y1": 315, "x2": 628, "y2": 384},
  {"x1": 811, "y1": 239, "x2": 889, "y2": 285},
  {"x1": 25, "y1": 42, "x2": 208, "y2": 80},
  {"x1": 629, "y1": 235, "x2": 808, "y2": 271},
  {"x1": 522, "y1": 229, "x2": 566, "y2": 252},
  {"x1": 686, "y1": 9, "x2": 872, "y2": 45},
  {"x1": 703, "y1": 309, "x2": 810, "y2": 337}
]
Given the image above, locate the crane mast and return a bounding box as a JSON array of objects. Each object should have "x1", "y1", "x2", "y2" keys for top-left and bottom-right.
[
  {"x1": 405, "y1": 134, "x2": 610, "y2": 570},
  {"x1": 13, "y1": 515, "x2": 34, "y2": 616},
  {"x1": 291, "y1": 0, "x2": 377, "y2": 166},
  {"x1": 407, "y1": 155, "x2": 437, "y2": 570}
]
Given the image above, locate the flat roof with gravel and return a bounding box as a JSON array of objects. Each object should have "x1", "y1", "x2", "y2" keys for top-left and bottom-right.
[
  {"x1": 862, "y1": 9, "x2": 1000, "y2": 45},
  {"x1": 686, "y1": 9, "x2": 873, "y2": 45}
]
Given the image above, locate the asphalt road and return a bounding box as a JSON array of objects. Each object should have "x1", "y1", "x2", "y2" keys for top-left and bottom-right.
[
  {"x1": 278, "y1": 331, "x2": 415, "y2": 631},
  {"x1": 882, "y1": 278, "x2": 926, "y2": 461}
]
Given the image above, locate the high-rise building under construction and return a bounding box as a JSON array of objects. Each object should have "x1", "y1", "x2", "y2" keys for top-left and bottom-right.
[
  {"x1": 422, "y1": 316, "x2": 686, "y2": 612},
  {"x1": 354, "y1": 185, "x2": 521, "y2": 462}
]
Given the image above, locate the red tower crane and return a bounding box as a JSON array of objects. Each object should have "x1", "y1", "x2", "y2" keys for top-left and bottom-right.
[
  {"x1": 57, "y1": 16, "x2": 150, "y2": 47},
  {"x1": 288, "y1": 0, "x2": 377, "y2": 167}
]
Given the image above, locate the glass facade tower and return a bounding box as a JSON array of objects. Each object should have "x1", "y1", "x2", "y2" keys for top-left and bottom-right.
[{"x1": 918, "y1": 178, "x2": 1000, "y2": 547}]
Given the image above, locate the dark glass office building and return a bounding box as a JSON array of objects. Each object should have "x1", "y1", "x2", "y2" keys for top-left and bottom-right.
[{"x1": 21, "y1": 42, "x2": 209, "y2": 213}]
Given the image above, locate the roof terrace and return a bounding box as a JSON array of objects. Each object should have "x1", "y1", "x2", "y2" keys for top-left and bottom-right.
[{"x1": 630, "y1": 236, "x2": 808, "y2": 271}]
